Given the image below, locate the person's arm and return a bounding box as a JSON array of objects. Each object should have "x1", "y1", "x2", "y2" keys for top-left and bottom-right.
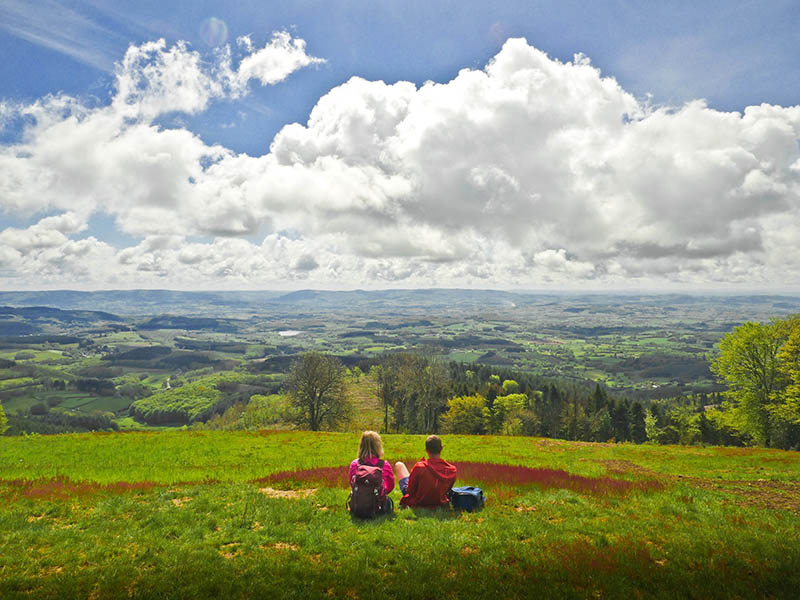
[
  {"x1": 348, "y1": 460, "x2": 357, "y2": 485},
  {"x1": 406, "y1": 463, "x2": 420, "y2": 498},
  {"x1": 382, "y1": 461, "x2": 395, "y2": 494}
]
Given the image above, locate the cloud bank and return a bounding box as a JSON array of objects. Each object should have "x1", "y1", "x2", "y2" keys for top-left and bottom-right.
[{"x1": 2, "y1": 37, "x2": 800, "y2": 289}]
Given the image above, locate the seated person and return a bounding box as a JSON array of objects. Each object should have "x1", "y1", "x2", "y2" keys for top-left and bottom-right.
[
  {"x1": 394, "y1": 435, "x2": 457, "y2": 508},
  {"x1": 349, "y1": 430, "x2": 395, "y2": 495}
]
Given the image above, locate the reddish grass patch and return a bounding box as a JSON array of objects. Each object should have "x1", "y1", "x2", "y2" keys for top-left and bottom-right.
[
  {"x1": 453, "y1": 462, "x2": 663, "y2": 494},
  {"x1": 711, "y1": 447, "x2": 761, "y2": 457},
  {"x1": 0, "y1": 476, "x2": 221, "y2": 501},
  {"x1": 2, "y1": 476, "x2": 159, "y2": 500},
  {"x1": 260, "y1": 461, "x2": 664, "y2": 495},
  {"x1": 257, "y1": 467, "x2": 346, "y2": 488}
]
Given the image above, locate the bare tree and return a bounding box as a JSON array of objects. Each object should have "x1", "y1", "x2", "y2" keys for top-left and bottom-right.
[
  {"x1": 415, "y1": 346, "x2": 450, "y2": 432},
  {"x1": 375, "y1": 352, "x2": 421, "y2": 432},
  {"x1": 287, "y1": 352, "x2": 348, "y2": 431}
]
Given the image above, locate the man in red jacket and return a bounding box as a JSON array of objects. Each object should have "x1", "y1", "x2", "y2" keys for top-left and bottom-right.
[{"x1": 395, "y1": 435, "x2": 457, "y2": 508}]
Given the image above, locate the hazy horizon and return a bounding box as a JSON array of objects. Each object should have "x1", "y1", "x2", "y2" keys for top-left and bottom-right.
[{"x1": 3, "y1": 287, "x2": 800, "y2": 297}]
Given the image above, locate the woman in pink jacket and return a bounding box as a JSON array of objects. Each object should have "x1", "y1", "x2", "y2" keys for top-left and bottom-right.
[{"x1": 349, "y1": 430, "x2": 395, "y2": 495}]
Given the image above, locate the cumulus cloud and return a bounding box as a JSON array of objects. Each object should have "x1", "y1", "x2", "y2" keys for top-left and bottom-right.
[
  {"x1": 233, "y1": 32, "x2": 325, "y2": 90},
  {"x1": 1, "y1": 37, "x2": 800, "y2": 289}
]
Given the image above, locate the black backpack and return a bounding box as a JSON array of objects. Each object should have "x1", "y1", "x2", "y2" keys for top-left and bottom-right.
[
  {"x1": 347, "y1": 459, "x2": 393, "y2": 518},
  {"x1": 448, "y1": 486, "x2": 486, "y2": 512}
]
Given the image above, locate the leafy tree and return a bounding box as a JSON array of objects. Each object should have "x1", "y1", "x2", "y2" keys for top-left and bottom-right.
[
  {"x1": 491, "y1": 393, "x2": 527, "y2": 434},
  {"x1": 589, "y1": 408, "x2": 613, "y2": 442},
  {"x1": 287, "y1": 352, "x2": 349, "y2": 431},
  {"x1": 203, "y1": 394, "x2": 296, "y2": 431},
  {"x1": 710, "y1": 321, "x2": 786, "y2": 446},
  {"x1": 775, "y1": 321, "x2": 800, "y2": 426},
  {"x1": 501, "y1": 379, "x2": 519, "y2": 395},
  {"x1": 0, "y1": 401, "x2": 7, "y2": 435},
  {"x1": 644, "y1": 410, "x2": 661, "y2": 443},
  {"x1": 441, "y1": 394, "x2": 489, "y2": 434},
  {"x1": 241, "y1": 394, "x2": 296, "y2": 429},
  {"x1": 204, "y1": 402, "x2": 248, "y2": 430},
  {"x1": 704, "y1": 407, "x2": 750, "y2": 446},
  {"x1": 6, "y1": 411, "x2": 118, "y2": 435},
  {"x1": 668, "y1": 405, "x2": 701, "y2": 445}
]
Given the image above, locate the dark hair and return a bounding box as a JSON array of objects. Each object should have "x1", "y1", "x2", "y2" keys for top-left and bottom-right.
[{"x1": 425, "y1": 435, "x2": 442, "y2": 455}]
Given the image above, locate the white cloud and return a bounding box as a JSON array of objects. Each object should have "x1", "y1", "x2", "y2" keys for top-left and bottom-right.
[
  {"x1": 233, "y1": 32, "x2": 325, "y2": 90},
  {"x1": 2, "y1": 37, "x2": 800, "y2": 289}
]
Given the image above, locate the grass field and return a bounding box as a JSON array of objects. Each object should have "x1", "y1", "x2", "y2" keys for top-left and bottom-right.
[
  {"x1": 0, "y1": 390, "x2": 130, "y2": 418},
  {"x1": 1, "y1": 431, "x2": 799, "y2": 599},
  {"x1": 0, "y1": 350, "x2": 68, "y2": 363}
]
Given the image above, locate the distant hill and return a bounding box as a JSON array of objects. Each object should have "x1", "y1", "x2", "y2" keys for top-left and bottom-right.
[
  {"x1": 0, "y1": 289, "x2": 799, "y2": 318},
  {"x1": 0, "y1": 306, "x2": 123, "y2": 324},
  {"x1": 137, "y1": 316, "x2": 240, "y2": 332}
]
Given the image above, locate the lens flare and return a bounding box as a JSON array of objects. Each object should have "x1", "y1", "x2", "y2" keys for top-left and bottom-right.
[{"x1": 199, "y1": 17, "x2": 228, "y2": 47}]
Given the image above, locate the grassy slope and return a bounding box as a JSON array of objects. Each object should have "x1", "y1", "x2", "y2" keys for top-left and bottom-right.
[{"x1": 1, "y1": 432, "x2": 799, "y2": 599}]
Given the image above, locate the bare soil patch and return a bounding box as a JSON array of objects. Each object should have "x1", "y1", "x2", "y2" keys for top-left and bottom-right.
[
  {"x1": 258, "y1": 487, "x2": 317, "y2": 499},
  {"x1": 689, "y1": 478, "x2": 800, "y2": 513},
  {"x1": 592, "y1": 459, "x2": 660, "y2": 476}
]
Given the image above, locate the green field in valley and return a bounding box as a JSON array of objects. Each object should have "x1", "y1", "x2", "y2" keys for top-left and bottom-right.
[{"x1": 1, "y1": 431, "x2": 799, "y2": 599}]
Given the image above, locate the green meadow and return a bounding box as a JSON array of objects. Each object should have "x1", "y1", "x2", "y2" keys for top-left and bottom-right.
[{"x1": 1, "y1": 431, "x2": 799, "y2": 599}]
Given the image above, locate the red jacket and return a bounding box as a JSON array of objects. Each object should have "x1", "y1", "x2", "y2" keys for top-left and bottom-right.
[{"x1": 400, "y1": 457, "x2": 457, "y2": 508}]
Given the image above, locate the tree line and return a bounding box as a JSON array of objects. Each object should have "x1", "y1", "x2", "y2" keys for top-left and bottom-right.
[
  {"x1": 282, "y1": 351, "x2": 665, "y2": 443},
  {"x1": 284, "y1": 339, "x2": 799, "y2": 450}
]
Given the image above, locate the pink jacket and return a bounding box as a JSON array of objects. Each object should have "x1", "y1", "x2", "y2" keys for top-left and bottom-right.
[{"x1": 349, "y1": 457, "x2": 395, "y2": 495}]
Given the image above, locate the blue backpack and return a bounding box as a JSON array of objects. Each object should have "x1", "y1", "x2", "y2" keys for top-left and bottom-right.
[{"x1": 448, "y1": 486, "x2": 486, "y2": 512}]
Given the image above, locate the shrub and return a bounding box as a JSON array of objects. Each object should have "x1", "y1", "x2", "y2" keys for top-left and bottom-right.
[
  {"x1": 442, "y1": 394, "x2": 489, "y2": 434},
  {"x1": 501, "y1": 379, "x2": 520, "y2": 395},
  {"x1": 490, "y1": 393, "x2": 527, "y2": 434}
]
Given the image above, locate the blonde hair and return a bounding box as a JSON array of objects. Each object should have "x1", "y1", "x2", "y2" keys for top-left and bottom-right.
[{"x1": 358, "y1": 430, "x2": 384, "y2": 461}]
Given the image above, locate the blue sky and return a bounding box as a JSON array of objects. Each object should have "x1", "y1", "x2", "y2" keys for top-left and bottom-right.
[
  {"x1": 1, "y1": 1, "x2": 800, "y2": 290},
  {"x1": 3, "y1": 1, "x2": 799, "y2": 154}
]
